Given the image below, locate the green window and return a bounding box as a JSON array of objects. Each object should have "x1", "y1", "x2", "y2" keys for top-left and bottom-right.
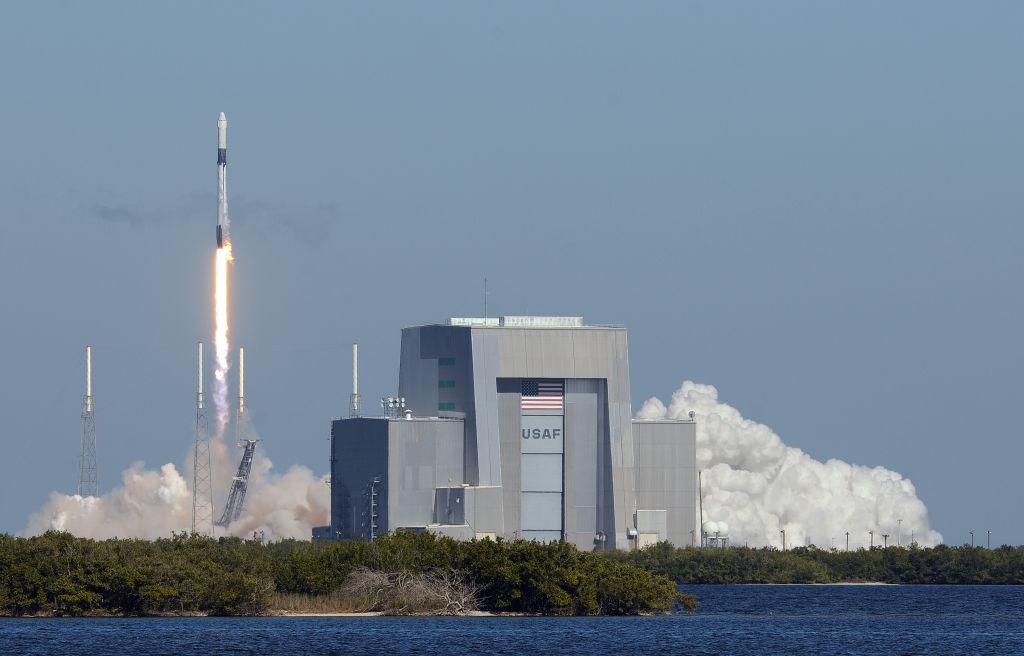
[
  {"x1": 438, "y1": 380, "x2": 456, "y2": 389},
  {"x1": 439, "y1": 357, "x2": 456, "y2": 366},
  {"x1": 438, "y1": 402, "x2": 456, "y2": 411}
]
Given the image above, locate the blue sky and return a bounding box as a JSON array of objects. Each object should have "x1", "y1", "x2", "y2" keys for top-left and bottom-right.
[{"x1": 0, "y1": 2, "x2": 1021, "y2": 543}]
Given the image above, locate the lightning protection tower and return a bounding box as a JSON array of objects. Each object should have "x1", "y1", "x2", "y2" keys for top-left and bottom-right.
[
  {"x1": 77, "y1": 345, "x2": 98, "y2": 496},
  {"x1": 192, "y1": 342, "x2": 214, "y2": 535}
]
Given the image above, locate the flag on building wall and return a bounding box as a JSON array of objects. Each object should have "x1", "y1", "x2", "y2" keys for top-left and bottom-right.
[{"x1": 521, "y1": 379, "x2": 564, "y2": 411}]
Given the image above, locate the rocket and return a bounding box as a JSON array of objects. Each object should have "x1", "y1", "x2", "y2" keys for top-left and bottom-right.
[{"x1": 216, "y1": 112, "x2": 230, "y2": 249}]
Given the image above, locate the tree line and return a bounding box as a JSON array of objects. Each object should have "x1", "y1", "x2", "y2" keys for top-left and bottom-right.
[
  {"x1": 0, "y1": 531, "x2": 690, "y2": 617},
  {"x1": 614, "y1": 542, "x2": 1024, "y2": 584},
  {"x1": 7, "y1": 531, "x2": 1017, "y2": 617}
]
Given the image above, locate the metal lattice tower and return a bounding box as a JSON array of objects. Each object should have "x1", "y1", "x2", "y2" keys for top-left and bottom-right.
[
  {"x1": 77, "y1": 345, "x2": 98, "y2": 497},
  {"x1": 216, "y1": 347, "x2": 257, "y2": 528},
  {"x1": 192, "y1": 342, "x2": 214, "y2": 535}
]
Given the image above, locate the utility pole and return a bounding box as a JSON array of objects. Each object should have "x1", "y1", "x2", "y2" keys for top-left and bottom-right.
[
  {"x1": 780, "y1": 529, "x2": 786, "y2": 551},
  {"x1": 970, "y1": 530, "x2": 975, "y2": 547},
  {"x1": 987, "y1": 530, "x2": 991, "y2": 549},
  {"x1": 869, "y1": 530, "x2": 874, "y2": 548}
]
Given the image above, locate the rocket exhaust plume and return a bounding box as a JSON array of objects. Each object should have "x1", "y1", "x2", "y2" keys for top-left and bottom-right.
[
  {"x1": 213, "y1": 247, "x2": 231, "y2": 436},
  {"x1": 213, "y1": 112, "x2": 232, "y2": 438},
  {"x1": 638, "y1": 381, "x2": 943, "y2": 548}
]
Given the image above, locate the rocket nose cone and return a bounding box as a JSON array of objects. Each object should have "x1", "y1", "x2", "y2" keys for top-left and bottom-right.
[{"x1": 218, "y1": 112, "x2": 227, "y2": 123}]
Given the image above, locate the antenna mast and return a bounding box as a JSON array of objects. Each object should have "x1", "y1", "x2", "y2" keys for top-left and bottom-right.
[
  {"x1": 349, "y1": 343, "x2": 361, "y2": 417},
  {"x1": 77, "y1": 346, "x2": 98, "y2": 496},
  {"x1": 192, "y1": 342, "x2": 214, "y2": 534}
]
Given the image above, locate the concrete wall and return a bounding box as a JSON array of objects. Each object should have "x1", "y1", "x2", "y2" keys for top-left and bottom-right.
[
  {"x1": 434, "y1": 486, "x2": 503, "y2": 536},
  {"x1": 631, "y1": 419, "x2": 697, "y2": 547},
  {"x1": 388, "y1": 418, "x2": 464, "y2": 530},
  {"x1": 564, "y1": 378, "x2": 604, "y2": 550},
  {"x1": 496, "y1": 379, "x2": 521, "y2": 536}
]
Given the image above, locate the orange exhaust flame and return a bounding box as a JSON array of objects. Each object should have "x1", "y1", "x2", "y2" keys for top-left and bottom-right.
[{"x1": 213, "y1": 243, "x2": 233, "y2": 437}]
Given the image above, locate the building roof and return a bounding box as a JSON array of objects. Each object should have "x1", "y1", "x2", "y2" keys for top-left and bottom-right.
[{"x1": 407, "y1": 316, "x2": 623, "y2": 329}]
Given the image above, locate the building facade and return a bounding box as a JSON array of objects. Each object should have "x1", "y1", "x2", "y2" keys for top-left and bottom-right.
[{"x1": 318, "y1": 316, "x2": 696, "y2": 550}]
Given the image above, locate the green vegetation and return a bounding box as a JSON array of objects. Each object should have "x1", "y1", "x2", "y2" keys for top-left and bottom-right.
[
  {"x1": 0, "y1": 531, "x2": 689, "y2": 617},
  {"x1": 614, "y1": 543, "x2": 1024, "y2": 584},
  {"x1": 12, "y1": 531, "x2": 1017, "y2": 618}
]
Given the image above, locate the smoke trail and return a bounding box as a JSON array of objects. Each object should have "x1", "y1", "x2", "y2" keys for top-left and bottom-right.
[
  {"x1": 637, "y1": 381, "x2": 943, "y2": 549},
  {"x1": 212, "y1": 245, "x2": 232, "y2": 437},
  {"x1": 22, "y1": 445, "x2": 328, "y2": 541}
]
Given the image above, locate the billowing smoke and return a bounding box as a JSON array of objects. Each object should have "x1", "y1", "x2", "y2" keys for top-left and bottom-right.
[
  {"x1": 637, "y1": 381, "x2": 942, "y2": 549},
  {"x1": 22, "y1": 447, "x2": 328, "y2": 541}
]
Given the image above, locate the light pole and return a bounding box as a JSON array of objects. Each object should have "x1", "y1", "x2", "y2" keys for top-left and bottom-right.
[
  {"x1": 882, "y1": 534, "x2": 889, "y2": 548},
  {"x1": 845, "y1": 531, "x2": 850, "y2": 552},
  {"x1": 781, "y1": 529, "x2": 786, "y2": 551},
  {"x1": 970, "y1": 530, "x2": 974, "y2": 547},
  {"x1": 987, "y1": 530, "x2": 991, "y2": 549},
  {"x1": 869, "y1": 530, "x2": 874, "y2": 548}
]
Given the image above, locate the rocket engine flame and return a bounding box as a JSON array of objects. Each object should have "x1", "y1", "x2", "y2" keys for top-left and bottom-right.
[{"x1": 213, "y1": 244, "x2": 232, "y2": 437}]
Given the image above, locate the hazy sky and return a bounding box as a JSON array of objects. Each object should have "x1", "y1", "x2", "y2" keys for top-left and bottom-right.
[{"x1": 0, "y1": 2, "x2": 1021, "y2": 543}]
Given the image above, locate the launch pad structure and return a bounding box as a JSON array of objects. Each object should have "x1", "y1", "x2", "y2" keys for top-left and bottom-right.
[{"x1": 216, "y1": 346, "x2": 258, "y2": 528}]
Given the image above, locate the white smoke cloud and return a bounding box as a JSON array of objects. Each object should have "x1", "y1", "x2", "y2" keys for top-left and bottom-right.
[
  {"x1": 22, "y1": 444, "x2": 328, "y2": 541},
  {"x1": 637, "y1": 381, "x2": 942, "y2": 549}
]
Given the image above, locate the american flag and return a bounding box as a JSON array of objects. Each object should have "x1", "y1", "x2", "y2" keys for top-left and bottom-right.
[{"x1": 521, "y1": 379, "x2": 564, "y2": 411}]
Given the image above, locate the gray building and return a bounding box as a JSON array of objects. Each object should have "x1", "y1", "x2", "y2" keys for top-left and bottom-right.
[{"x1": 318, "y1": 316, "x2": 696, "y2": 550}]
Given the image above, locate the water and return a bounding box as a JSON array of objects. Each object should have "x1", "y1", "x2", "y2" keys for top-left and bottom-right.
[{"x1": 2, "y1": 585, "x2": 1022, "y2": 655}]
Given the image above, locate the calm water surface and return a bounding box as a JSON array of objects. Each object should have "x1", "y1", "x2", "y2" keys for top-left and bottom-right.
[{"x1": 2, "y1": 585, "x2": 1022, "y2": 655}]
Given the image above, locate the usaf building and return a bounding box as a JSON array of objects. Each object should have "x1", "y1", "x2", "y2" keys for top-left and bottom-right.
[{"x1": 315, "y1": 316, "x2": 696, "y2": 551}]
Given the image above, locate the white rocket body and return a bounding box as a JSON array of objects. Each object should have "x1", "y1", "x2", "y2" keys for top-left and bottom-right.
[{"x1": 216, "y1": 112, "x2": 230, "y2": 248}]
